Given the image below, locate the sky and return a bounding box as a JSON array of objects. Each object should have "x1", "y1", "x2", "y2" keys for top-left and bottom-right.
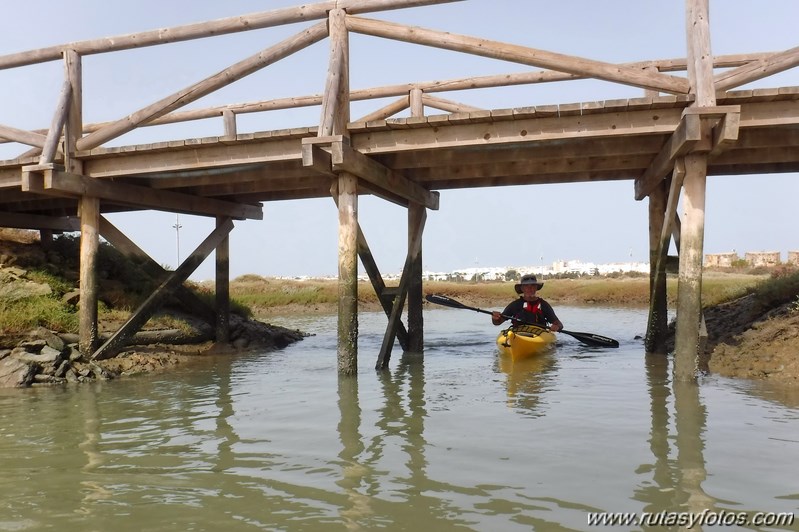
[{"x1": 1, "y1": 0, "x2": 797, "y2": 280}]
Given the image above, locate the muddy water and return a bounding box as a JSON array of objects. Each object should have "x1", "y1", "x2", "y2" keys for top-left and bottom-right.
[{"x1": 1, "y1": 307, "x2": 797, "y2": 531}]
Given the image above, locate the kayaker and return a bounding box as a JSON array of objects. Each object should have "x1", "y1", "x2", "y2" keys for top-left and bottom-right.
[{"x1": 491, "y1": 274, "x2": 563, "y2": 332}]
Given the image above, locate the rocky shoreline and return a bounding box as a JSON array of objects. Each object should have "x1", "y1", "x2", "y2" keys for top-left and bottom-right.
[{"x1": 0, "y1": 315, "x2": 307, "y2": 388}]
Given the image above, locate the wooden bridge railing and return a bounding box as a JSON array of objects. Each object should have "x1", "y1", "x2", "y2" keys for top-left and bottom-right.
[{"x1": 1, "y1": 0, "x2": 796, "y2": 159}]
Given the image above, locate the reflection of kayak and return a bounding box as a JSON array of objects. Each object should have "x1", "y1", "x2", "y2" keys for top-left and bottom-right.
[{"x1": 496, "y1": 324, "x2": 556, "y2": 361}]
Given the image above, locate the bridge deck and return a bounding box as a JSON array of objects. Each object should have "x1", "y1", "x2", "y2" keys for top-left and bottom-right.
[{"x1": 1, "y1": 87, "x2": 797, "y2": 224}]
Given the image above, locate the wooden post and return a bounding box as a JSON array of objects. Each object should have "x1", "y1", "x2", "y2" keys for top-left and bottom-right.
[
  {"x1": 645, "y1": 179, "x2": 668, "y2": 353},
  {"x1": 407, "y1": 202, "x2": 424, "y2": 353},
  {"x1": 320, "y1": 9, "x2": 349, "y2": 136},
  {"x1": 409, "y1": 88, "x2": 424, "y2": 117},
  {"x1": 78, "y1": 196, "x2": 99, "y2": 356},
  {"x1": 675, "y1": 0, "x2": 715, "y2": 381},
  {"x1": 215, "y1": 215, "x2": 231, "y2": 344},
  {"x1": 674, "y1": 154, "x2": 707, "y2": 379},
  {"x1": 222, "y1": 109, "x2": 237, "y2": 140},
  {"x1": 337, "y1": 172, "x2": 359, "y2": 375},
  {"x1": 64, "y1": 49, "x2": 83, "y2": 175}
]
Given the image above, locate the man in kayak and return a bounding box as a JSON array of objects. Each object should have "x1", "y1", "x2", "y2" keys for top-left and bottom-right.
[{"x1": 491, "y1": 274, "x2": 564, "y2": 332}]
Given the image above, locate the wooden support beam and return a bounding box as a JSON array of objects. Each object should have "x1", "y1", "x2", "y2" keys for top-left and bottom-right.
[
  {"x1": 715, "y1": 46, "x2": 799, "y2": 92},
  {"x1": 77, "y1": 22, "x2": 328, "y2": 150},
  {"x1": 330, "y1": 137, "x2": 440, "y2": 209},
  {"x1": 421, "y1": 94, "x2": 482, "y2": 113},
  {"x1": 222, "y1": 110, "x2": 237, "y2": 140},
  {"x1": 376, "y1": 203, "x2": 426, "y2": 369},
  {"x1": 301, "y1": 140, "x2": 337, "y2": 177},
  {"x1": 39, "y1": 80, "x2": 72, "y2": 164},
  {"x1": 79, "y1": 196, "x2": 100, "y2": 356},
  {"x1": 354, "y1": 95, "x2": 409, "y2": 123},
  {"x1": 64, "y1": 49, "x2": 83, "y2": 174},
  {"x1": 674, "y1": 0, "x2": 715, "y2": 382},
  {"x1": 215, "y1": 216, "x2": 231, "y2": 344},
  {"x1": 410, "y1": 88, "x2": 424, "y2": 117},
  {"x1": 21, "y1": 164, "x2": 262, "y2": 220},
  {"x1": 98, "y1": 216, "x2": 217, "y2": 326},
  {"x1": 0, "y1": 212, "x2": 79, "y2": 231},
  {"x1": 406, "y1": 202, "x2": 425, "y2": 353},
  {"x1": 336, "y1": 172, "x2": 359, "y2": 376},
  {"x1": 345, "y1": 15, "x2": 690, "y2": 95},
  {"x1": 0, "y1": 124, "x2": 47, "y2": 148},
  {"x1": 330, "y1": 180, "x2": 410, "y2": 351},
  {"x1": 645, "y1": 179, "x2": 669, "y2": 353},
  {"x1": 645, "y1": 160, "x2": 685, "y2": 352},
  {"x1": 319, "y1": 9, "x2": 349, "y2": 137},
  {"x1": 635, "y1": 113, "x2": 701, "y2": 200},
  {"x1": 92, "y1": 217, "x2": 234, "y2": 360}
]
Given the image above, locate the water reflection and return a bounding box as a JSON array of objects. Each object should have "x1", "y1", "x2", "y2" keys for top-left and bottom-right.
[
  {"x1": 494, "y1": 353, "x2": 557, "y2": 416},
  {"x1": 637, "y1": 354, "x2": 719, "y2": 527}
]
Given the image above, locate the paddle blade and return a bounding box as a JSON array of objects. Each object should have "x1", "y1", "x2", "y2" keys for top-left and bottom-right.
[{"x1": 562, "y1": 330, "x2": 619, "y2": 348}]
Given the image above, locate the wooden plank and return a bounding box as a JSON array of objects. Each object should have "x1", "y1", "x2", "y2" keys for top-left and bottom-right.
[
  {"x1": 92, "y1": 218, "x2": 234, "y2": 360},
  {"x1": 77, "y1": 22, "x2": 328, "y2": 150},
  {"x1": 82, "y1": 136, "x2": 306, "y2": 178},
  {"x1": 345, "y1": 15, "x2": 690, "y2": 94},
  {"x1": 635, "y1": 113, "x2": 702, "y2": 200},
  {"x1": 331, "y1": 138, "x2": 439, "y2": 209},
  {"x1": 24, "y1": 166, "x2": 263, "y2": 220},
  {"x1": 355, "y1": 107, "x2": 683, "y2": 156}
]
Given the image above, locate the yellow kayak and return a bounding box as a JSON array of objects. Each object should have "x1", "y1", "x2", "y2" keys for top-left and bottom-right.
[{"x1": 496, "y1": 324, "x2": 556, "y2": 361}]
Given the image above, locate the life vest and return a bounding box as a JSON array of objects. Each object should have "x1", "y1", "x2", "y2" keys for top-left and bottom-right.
[{"x1": 515, "y1": 299, "x2": 544, "y2": 325}]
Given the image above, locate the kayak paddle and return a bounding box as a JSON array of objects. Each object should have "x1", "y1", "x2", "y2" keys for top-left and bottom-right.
[{"x1": 425, "y1": 294, "x2": 619, "y2": 348}]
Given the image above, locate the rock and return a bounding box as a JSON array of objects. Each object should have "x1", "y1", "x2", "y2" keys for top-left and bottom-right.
[
  {"x1": 29, "y1": 327, "x2": 66, "y2": 352},
  {"x1": 0, "y1": 356, "x2": 36, "y2": 387},
  {"x1": 0, "y1": 279, "x2": 52, "y2": 301},
  {"x1": 62, "y1": 290, "x2": 81, "y2": 306}
]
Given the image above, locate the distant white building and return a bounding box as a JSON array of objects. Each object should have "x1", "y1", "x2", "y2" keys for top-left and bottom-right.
[{"x1": 421, "y1": 259, "x2": 649, "y2": 282}]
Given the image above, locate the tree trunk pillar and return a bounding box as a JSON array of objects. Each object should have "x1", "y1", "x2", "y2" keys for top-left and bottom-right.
[
  {"x1": 78, "y1": 196, "x2": 99, "y2": 355},
  {"x1": 645, "y1": 180, "x2": 669, "y2": 353},
  {"x1": 407, "y1": 203, "x2": 424, "y2": 352},
  {"x1": 675, "y1": 0, "x2": 715, "y2": 381},
  {"x1": 337, "y1": 172, "x2": 359, "y2": 376},
  {"x1": 215, "y1": 216, "x2": 231, "y2": 344}
]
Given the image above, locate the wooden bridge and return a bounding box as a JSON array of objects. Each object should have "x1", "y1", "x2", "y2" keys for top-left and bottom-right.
[{"x1": 1, "y1": 0, "x2": 797, "y2": 379}]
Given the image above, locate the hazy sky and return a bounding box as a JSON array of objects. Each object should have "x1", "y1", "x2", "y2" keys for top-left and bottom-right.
[{"x1": 1, "y1": 0, "x2": 797, "y2": 280}]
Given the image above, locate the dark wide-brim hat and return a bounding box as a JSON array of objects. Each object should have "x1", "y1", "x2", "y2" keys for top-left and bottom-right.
[{"x1": 514, "y1": 274, "x2": 544, "y2": 294}]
